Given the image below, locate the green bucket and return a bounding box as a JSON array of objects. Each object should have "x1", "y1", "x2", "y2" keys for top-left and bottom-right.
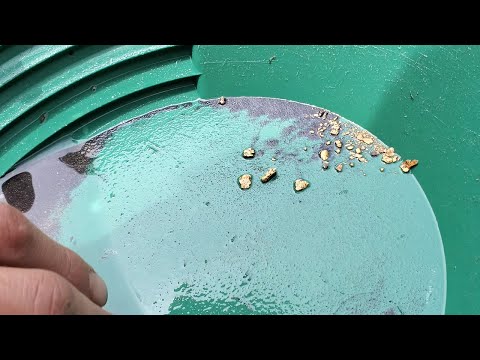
[{"x1": 0, "y1": 45, "x2": 477, "y2": 314}]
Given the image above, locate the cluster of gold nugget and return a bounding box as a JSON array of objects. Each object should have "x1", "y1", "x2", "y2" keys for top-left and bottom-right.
[
  {"x1": 239, "y1": 147, "x2": 309, "y2": 192},
  {"x1": 237, "y1": 108, "x2": 418, "y2": 192},
  {"x1": 309, "y1": 109, "x2": 419, "y2": 175}
]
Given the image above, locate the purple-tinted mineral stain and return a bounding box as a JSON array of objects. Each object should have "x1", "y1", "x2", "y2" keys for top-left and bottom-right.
[{"x1": 265, "y1": 139, "x2": 280, "y2": 148}]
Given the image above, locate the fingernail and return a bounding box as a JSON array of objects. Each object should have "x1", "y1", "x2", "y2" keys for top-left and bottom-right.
[{"x1": 89, "y1": 271, "x2": 108, "y2": 306}]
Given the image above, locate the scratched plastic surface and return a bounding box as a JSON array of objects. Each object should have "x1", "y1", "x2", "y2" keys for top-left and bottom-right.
[{"x1": 0, "y1": 97, "x2": 446, "y2": 314}]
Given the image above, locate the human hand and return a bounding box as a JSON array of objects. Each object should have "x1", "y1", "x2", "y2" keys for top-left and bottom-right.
[{"x1": 0, "y1": 203, "x2": 109, "y2": 314}]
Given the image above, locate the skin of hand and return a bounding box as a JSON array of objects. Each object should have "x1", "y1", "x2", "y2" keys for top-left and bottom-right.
[{"x1": 0, "y1": 203, "x2": 110, "y2": 314}]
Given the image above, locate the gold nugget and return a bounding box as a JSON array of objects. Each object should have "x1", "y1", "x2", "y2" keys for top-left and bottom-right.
[
  {"x1": 294, "y1": 179, "x2": 310, "y2": 192},
  {"x1": 242, "y1": 148, "x2": 255, "y2": 158},
  {"x1": 320, "y1": 149, "x2": 329, "y2": 161},
  {"x1": 400, "y1": 159, "x2": 419, "y2": 173},
  {"x1": 238, "y1": 174, "x2": 252, "y2": 190},
  {"x1": 261, "y1": 168, "x2": 277, "y2": 183}
]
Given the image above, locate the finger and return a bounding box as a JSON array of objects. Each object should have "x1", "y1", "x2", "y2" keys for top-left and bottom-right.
[
  {"x1": 0, "y1": 203, "x2": 107, "y2": 306},
  {"x1": 0, "y1": 267, "x2": 110, "y2": 315}
]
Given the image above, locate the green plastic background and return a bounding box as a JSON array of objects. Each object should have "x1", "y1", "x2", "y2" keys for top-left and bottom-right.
[{"x1": 0, "y1": 45, "x2": 478, "y2": 314}]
